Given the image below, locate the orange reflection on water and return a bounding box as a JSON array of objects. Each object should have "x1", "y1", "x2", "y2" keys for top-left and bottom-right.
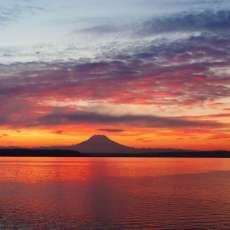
[
  {"x1": 1, "y1": 157, "x2": 230, "y2": 184},
  {"x1": 0, "y1": 157, "x2": 94, "y2": 183},
  {"x1": 1, "y1": 157, "x2": 230, "y2": 229}
]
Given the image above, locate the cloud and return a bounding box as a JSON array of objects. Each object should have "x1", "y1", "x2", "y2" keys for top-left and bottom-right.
[
  {"x1": 0, "y1": 1, "x2": 44, "y2": 26},
  {"x1": 0, "y1": 96, "x2": 221, "y2": 129},
  {"x1": 54, "y1": 130, "x2": 64, "y2": 135},
  {"x1": 0, "y1": 97, "x2": 223, "y2": 129},
  {"x1": 0, "y1": 134, "x2": 8, "y2": 138},
  {"x1": 0, "y1": 6, "x2": 21, "y2": 25},
  {"x1": 0, "y1": 7, "x2": 229, "y2": 134},
  {"x1": 79, "y1": 25, "x2": 122, "y2": 35},
  {"x1": 140, "y1": 10, "x2": 230, "y2": 35},
  {"x1": 0, "y1": 46, "x2": 229, "y2": 114},
  {"x1": 97, "y1": 128, "x2": 125, "y2": 133},
  {"x1": 208, "y1": 132, "x2": 230, "y2": 140},
  {"x1": 39, "y1": 110, "x2": 222, "y2": 129}
]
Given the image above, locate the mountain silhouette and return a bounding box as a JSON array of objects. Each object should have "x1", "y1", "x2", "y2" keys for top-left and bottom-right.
[
  {"x1": 0, "y1": 135, "x2": 229, "y2": 157},
  {"x1": 70, "y1": 135, "x2": 138, "y2": 153}
]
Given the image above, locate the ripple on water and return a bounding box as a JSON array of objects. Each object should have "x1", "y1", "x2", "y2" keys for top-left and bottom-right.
[{"x1": 0, "y1": 158, "x2": 230, "y2": 229}]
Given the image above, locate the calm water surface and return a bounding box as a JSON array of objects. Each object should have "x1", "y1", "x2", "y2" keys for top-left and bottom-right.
[{"x1": 0, "y1": 157, "x2": 230, "y2": 229}]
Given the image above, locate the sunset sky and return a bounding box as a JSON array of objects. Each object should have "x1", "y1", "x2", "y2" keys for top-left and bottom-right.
[{"x1": 0, "y1": 0, "x2": 229, "y2": 150}]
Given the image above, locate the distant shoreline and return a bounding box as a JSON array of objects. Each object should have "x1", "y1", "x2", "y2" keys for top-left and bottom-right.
[{"x1": 0, "y1": 149, "x2": 229, "y2": 158}]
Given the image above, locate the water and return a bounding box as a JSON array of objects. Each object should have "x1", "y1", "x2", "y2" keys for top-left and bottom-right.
[{"x1": 0, "y1": 157, "x2": 230, "y2": 229}]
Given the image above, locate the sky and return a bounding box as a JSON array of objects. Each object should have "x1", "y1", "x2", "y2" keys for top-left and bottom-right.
[{"x1": 0, "y1": 0, "x2": 229, "y2": 150}]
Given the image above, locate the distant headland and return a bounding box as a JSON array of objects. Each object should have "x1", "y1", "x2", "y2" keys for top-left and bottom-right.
[{"x1": 0, "y1": 135, "x2": 229, "y2": 158}]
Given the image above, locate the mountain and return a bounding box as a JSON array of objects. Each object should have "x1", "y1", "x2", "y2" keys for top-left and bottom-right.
[
  {"x1": 0, "y1": 135, "x2": 229, "y2": 157},
  {"x1": 69, "y1": 135, "x2": 138, "y2": 154}
]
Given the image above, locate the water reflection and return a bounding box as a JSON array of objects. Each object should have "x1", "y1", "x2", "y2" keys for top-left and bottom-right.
[
  {"x1": 1, "y1": 157, "x2": 230, "y2": 183},
  {"x1": 0, "y1": 158, "x2": 230, "y2": 229}
]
